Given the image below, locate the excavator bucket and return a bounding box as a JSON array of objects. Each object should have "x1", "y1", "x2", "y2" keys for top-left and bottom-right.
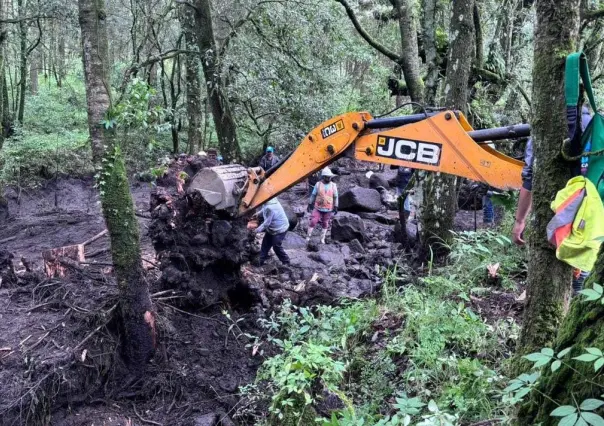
[{"x1": 188, "y1": 164, "x2": 248, "y2": 211}]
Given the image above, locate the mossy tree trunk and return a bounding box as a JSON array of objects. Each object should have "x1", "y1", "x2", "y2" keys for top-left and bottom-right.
[
  {"x1": 518, "y1": 250, "x2": 604, "y2": 424},
  {"x1": 179, "y1": 5, "x2": 203, "y2": 155},
  {"x1": 392, "y1": 0, "x2": 424, "y2": 104},
  {"x1": 78, "y1": 0, "x2": 155, "y2": 369},
  {"x1": 516, "y1": 0, "x2": 579, "y2": 356},
  {"x1": 420, "y1": 0, "x2": 475, "y2": 259},
  {"x1": 189, "y1": 0, "x2": 240, "y2": 162},
  {"x1": 17, "y1": 0, "x2": 26, "y2": 124}
]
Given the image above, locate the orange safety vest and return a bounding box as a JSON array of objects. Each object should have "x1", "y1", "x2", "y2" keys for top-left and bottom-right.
[{"x1": 314, "y1": 182, "x2": 335, "y2": 211}]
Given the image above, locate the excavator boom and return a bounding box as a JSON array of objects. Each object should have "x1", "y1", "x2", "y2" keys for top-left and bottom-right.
[{"x1": 188, "y1": 110, "x2": 529, "y2": 216}]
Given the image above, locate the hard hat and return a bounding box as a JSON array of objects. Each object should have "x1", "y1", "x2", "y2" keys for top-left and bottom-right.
[
  {"x1": 266, "y1": 146, "x2": 274, "y2": 153},
  {"x1": 321, "y1": 167, "x2": 335, "y2": 177}
]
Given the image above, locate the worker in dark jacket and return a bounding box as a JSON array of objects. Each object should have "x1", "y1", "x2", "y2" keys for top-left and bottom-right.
[
  {"x1": 259, "y1": 146, "x2": 279, "y2": 171},
  {"x1": 396, "y1": 167, "x2": 414, "y2": 215},
  {"x1": 253, "y1": 198, "x2": 290, "y2": 266}
]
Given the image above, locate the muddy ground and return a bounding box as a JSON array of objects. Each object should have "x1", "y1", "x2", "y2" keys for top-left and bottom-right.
[{"x1": 0, "y1": 160, "x2": 506, "y2": 426}]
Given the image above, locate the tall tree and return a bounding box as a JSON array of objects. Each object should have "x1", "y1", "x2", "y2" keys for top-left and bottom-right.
[
  {"x1": 334, "y1": 0, "x2": 424, "y2": 103},
  {"x1": 17, "y1": 0, "x2": 27, "y2": 123},
  {"x1": 422, "y1": 0, "x2": 440, "y2": 104},
  {"x1": 515, "y1": 0, "x2": 580, "y2": 355},
  {"x1": 78, "y1": 0, "x2": 155, "y2": 369},
  {"x1": 186, "y1": 0, "x2": 240, "y2": 161},
  {"x1": 420, "y1": 0, "x2": 475, "y2": 258},
  {"x1": 179, "y1": 5, "x2": 203, "y2": 155}
]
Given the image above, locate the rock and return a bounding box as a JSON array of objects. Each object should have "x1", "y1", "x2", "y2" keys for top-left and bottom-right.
[
  {"x1": 331, "y1": 212, "x2": 366, "y2": 242},
  {"x1": 348, "y1": 239, "x2": 366, "y2": 254},
  {"x1": 308, "y1": 246, "x2": 345, "y2": 269},
  {"x1": 369, "y1": 173, "x2": 391, "y2": 190},
  {"x1": 192, "y1": 233, "x2": 209, "y2": 246},
  {"x1": 339, "y1": 187, "x2": 383, "y2": 212},
  {"x1": 283, "y1": 232, "x2": 307, "y2": 249},
  {"x1": 193, "y1": 413, "x2": 219, "y2": 426},
  {"x1": 281, "y1": 201, "x2": 299, "y2": 231},
  {"x1": 211, "y1": 220, "x2": 232, "y2": 246}
]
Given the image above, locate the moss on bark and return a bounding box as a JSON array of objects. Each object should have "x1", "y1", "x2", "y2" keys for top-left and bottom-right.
[
  {"x1": 100, "y1": 143, "x2": 155, "y2": 367},
  {"x1": 515, "y1": 0, "x2": 579, "y2": 357},
  {"x1": 518, "y1": 249, "x2": 604, "y2": 424}
]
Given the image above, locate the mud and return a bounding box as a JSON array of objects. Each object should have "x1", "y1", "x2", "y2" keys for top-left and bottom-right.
[{"x1": 0, "y1": 177, "x2": 155, "y2": 268}]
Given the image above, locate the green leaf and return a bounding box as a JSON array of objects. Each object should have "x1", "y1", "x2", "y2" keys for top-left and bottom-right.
[
  {"x1": 574, "y1": 354, "x2": 600, "y2": 362},
  {"x1": 504, "y1": 381, "x2": 525, "y2": 392},
  {"x1": 427, "y1": 400, "x2": 438, "y2": 413},
  {"x1": 559, "y1": 413, "x2": 579, "y2": 426},
  {"x1": 587, "y1": 348, "x2": 603, "y2": 356},
  {"x1": 577, "y1": 418, "x2": 590, "y2": 426},
  {"x1": 594, "y1": 283, "x2": 604, "y2": 295},
  {"x1": 551, "y1": 406, "x2": 577, "y2": 417},
  {"x1": 552, "y1": 360, "x2": 562, "y2": 372},
  {"x1": 558, "y1": 347, "x2": 573, "y2": 358},
  {"x1": 542, "y1": 348, "x2": 555, "y2": 357},
  {"x1": 515, "y1": 387, "x2": 532, "y2": 400},
  {"x1": 580, "y1": 289, "x2": 601, "y2": 301},
  {"x1": 299, "y1": 325, "x2": 310, "y2": 334},
  {"x1": 580, "y1": 399, "x2": 604, "y2": 411},
  {"x1": 525, "y1": 353, "x2": 548, "y2": 362},
  {"x1": 581, "y1": 412, "x2": 604, "y2": 426},
  {"x1": 596, "y1": 358, "x2": 604, "y2": 372}
]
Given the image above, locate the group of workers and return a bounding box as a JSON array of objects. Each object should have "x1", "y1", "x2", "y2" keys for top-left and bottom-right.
[
  {"x1": 251, "y1": 145, "x2": 340, "y2": 266},
  {"x1": 251, "y1": 145, "x2": 418, "y2": 267}
]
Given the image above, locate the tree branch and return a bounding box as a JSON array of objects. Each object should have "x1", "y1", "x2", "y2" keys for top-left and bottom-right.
[
  {"x1": 218, "y1": 9, "x2": 254, "y2": 57},
  {"x1": 0, "y1": 15, "x2": 52, "y2": 24},
  {"x1": 334, "y1": 0, "x2": 401, "y2": 62},
  {"x1": 26, "y1": 18, "x2": 42, "y2": 56}
]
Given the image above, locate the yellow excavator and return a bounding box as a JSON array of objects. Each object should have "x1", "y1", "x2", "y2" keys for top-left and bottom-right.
[{"x1": 188, "y1": 110, "x2": 530, "y2": 215}]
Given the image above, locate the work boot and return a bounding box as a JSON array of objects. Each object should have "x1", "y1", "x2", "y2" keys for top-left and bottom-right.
[
  {"x1": 306, "y1": 227, "x2": 314, "y2": 242},
  {"x1": 320, "y1": 228, "x2": 328, "y2": 244}
]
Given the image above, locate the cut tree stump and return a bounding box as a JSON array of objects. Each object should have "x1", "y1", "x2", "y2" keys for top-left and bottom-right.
[{"x1": 43, "y1": 230, "x2": 108, "y2": 278}]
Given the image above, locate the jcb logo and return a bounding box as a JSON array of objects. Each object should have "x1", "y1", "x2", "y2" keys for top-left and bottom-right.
[
  {"x1": 321, "y1": 120, "x2": 344, "y2": 139},
  {"x1": 376, "y1": 136, "x2": 442, "y2": 166}
]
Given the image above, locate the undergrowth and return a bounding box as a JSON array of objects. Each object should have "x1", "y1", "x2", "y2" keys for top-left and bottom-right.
[{"x1": 236, "y1": 225, "x2": 526, "y2": 425}]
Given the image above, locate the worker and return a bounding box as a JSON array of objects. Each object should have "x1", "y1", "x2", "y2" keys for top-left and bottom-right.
[
  {"x1": 253, "y1": 198, "x2": 290, "y2": 266},
  {"x1": 307, "y1": 167, "x2": 338, "y2": 244},
  {"x1": 259, "y1": 146, "x2": 279, "y2": 171},
  {"x1": 513, "y1": 105, "x2": 592, "y2": 295},
  {"x1": 396, "y1": 167, "x2": 414, "y2": 217}
]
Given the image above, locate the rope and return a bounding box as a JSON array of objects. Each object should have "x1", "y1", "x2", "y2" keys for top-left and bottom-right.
[{"x1": 561, "y1": 137, "x2": 604, "y2": 161}]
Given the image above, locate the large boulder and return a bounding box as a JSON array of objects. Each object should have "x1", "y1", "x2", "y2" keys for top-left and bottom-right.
[
  {"x1": 339, "y1": 187, "x2": 383, "y2": 213},
  {"x1": 369, "y1": 173, "x2": 391, "y2": 190},
  {"x1": 281, "y1": 201, "x2": 299, "y2": 231},
  {"x1": 331, "y1": 212, "x2": 366, "y2": 242}
]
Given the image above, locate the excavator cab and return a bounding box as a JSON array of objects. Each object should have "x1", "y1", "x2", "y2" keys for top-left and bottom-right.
[{"x1": 188, "y1": 110, "x2": 530, "y2": 216}]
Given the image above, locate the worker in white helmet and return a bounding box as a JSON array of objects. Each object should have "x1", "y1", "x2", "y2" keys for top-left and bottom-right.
[{"x1": 307, "y1": 167, "x2": 338, "y2": 244}]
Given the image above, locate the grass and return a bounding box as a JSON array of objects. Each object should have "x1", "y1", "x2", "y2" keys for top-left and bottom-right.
[{"x1": 236, "y1": 221, "x2": 527, "y2": 425}]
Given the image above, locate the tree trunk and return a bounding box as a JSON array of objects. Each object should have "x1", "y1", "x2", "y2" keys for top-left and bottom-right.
[
  {"x1": 515, "y1": 0, "x2": 579, "y2": 357},
  {"x1": 180, "y1": 7, "x2": 202, "y2": 155},
  {"x1": 420, "y1": 0, "x2": 475, "y2": 259},
  {"x1": 473, "y1": 1, "x2": 484, "y2": 68},
  {"x1": 392, "y1": 0, "x2": 424, "y2": 103},
  {"x1": 0, "y1": 1, "x2": 4, "y2": 149},
  {"x1": 190, "y1": 0, "x2": 240, "y2": 162},
  {"x1": 423, "y1": 0, "x2": 439, "y2": 105},
  {"x1": 30, "y1": 53, "x2": 38, "y2": 95},
  {"x1": 518, "y1": 252, "x2": 604, "y2": 423},
  {"x1": 17, "y1": 0, "x2": 26, "y2": 123},
  {"x1": 78, "y1": 0, "x2": 155, "y2": 369},
  {"x1": 57, "y1": 24, "x2": 65, "y2": 87}
]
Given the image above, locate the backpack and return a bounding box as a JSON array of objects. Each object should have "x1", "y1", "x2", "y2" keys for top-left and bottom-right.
[
  {"x1": 546, "y1": 176, "x2": 604, "y2": 271},
  {"x1": 565, "y1": 52, "x2": 604, "y2": 198}
]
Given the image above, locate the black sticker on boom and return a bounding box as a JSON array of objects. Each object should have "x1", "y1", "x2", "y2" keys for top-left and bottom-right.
[
  {"x1": 321, "y1": 119, "x2": 344, "y2": 139},
  {"x1": 376, "y1": 135, "x2": 442, "y2": 166}
]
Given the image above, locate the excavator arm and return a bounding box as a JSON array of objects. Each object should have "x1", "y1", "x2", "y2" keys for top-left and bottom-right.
[{"x1": 188, "y1": 110, "x2": 530, "y2": 216}]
